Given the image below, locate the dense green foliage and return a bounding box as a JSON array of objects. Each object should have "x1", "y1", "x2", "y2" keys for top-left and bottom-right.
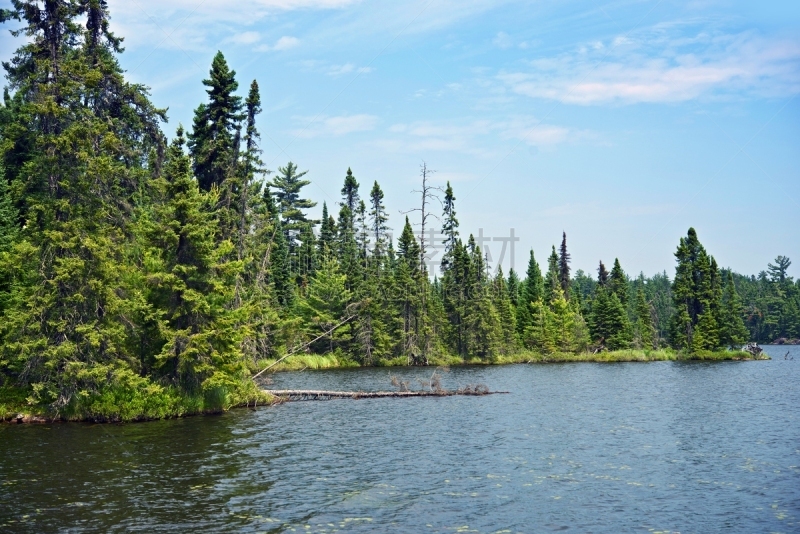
[{"x1": 0, "y1": 4, "x2": 788, "y2": 420}]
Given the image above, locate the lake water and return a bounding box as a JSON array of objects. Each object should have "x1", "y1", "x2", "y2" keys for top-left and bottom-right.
[{"x1": 2, "y1": 345, "x2": 799, "y2": 533}]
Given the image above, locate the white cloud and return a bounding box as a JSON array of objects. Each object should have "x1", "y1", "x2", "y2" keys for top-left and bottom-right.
[
  {"x1": 295, "y1": 60, "x2": 373, "y2": 76},
  {"x1": 377, "y1": 117, "x2": 584, "y2": 157},
  {"x1": 107, "y1": 0, "x2": 354, "y2": 51},
  {"x1": 108, "y1": 0, "x2": 523, "y2": 55},
  {"x1": 500, "y1": 123, "x2": 571, "y2": 146},
  {"x1": 112, "y1": 0, "x2": 358, "y2": 18},
  {"x1": 227, "y1": 31, "x2": 262, "y2": 45},
  {"x1": 498, "y1": 29, "x2": 800, "y2": 105},
  {"x1": 255, "y1": 36, "x2": 300, "y2": 52},
  {"x1": 325, "y1": 63, "x2": 373, "y2": 76},
  {"x1": 290, "y1": 114, "x2": 379, "y2": 138},
  {"x1": 493, "y1": 31, "x2": 513, "y2": 49},
  {"x1": 272, "y1": 35, "x2": 301, "y2": 50}
]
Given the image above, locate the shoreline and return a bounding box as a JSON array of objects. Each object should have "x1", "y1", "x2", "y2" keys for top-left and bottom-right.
[
  {"x1": 3, "y1": 349, "x2": 768, "y2": 424},
  {"x1": 253, "y1": 348, "x2": 767, "y2": 373}
]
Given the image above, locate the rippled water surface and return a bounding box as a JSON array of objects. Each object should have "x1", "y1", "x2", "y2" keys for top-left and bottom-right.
[{"x1": 2, "y1": 345, "x2": 799, "y2": 533}]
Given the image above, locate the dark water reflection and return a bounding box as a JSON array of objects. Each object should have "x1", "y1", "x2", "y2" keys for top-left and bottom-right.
[{"x1": 2, "y1": 345, "x2": 799, "y2": 533}]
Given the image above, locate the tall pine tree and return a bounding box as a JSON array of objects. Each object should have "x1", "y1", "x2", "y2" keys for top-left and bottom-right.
[
  {"x1": 669, "y1": 228, "x2": 722, "y2": 351},
  {"x1": 632, "y1": 286, "x2": 655, "y2": 349},
  {"x1": 369, "y1": 181, "x2": 389, "y2": 257},
  {"x1": 188, "y1": 51, "x2": 242, "y2": 193},
  {"x1": 559, "y1": 231, "x2": 571, "y2": 296},
  {"x1": 719, "y1": 271, "x2": 749, "y2": 348}
]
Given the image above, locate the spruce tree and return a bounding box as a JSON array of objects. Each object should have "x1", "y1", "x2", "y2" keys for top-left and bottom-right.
[
  {"x1": 463, "y1": 243, "x2": 500, "y2": 359},
  {"x1": 270, "y1": 161, "x2": 317, "y2": 247},
  {"x1": 298, "y1": 255, "x2": 351, "y2": 353},
  {"x1": 369, "y1": 181, "x2": 389, "y2": 257},
  {"x1": 589, "y1": 287, "x2": 632, "y2": 350},
  {"x1": 336, "y1": 204, "x2": 361, "y2": 291},
  {"x1": 507, "y1": 268, "x2": 520, "y2": 308},
  {"x1": 237, "y1": 79, "x2": 264, "y2": 259},
  {"x1": 545, "y1": 246, "x2": 560, "y2": 304},
  {"x1": 558, "y1": 231, "x2": 571, "y2": 296},
  {"x1": 143, "y1": 130, "x2": 244, "y2": 393},
  {"x1": 0, "y1": 0, "x2": 167, "y2": 408},
  {"x1": 598, "y1": 261, "x2": 610, "y2": 286},
  {"x1": 516, "y1": 250, "x2": 543, "y2": 342},
  {"x1": 524, "y1": 300, "x2": 557, "y2": 354},
  {"x1": 0, "y1": 165, "x2": 18, "y2": 316},
  {"x1": 548, "y1": 286, "x2": 588, "y2": 352},
  {"x1": 669, "y1": 228, "x2": 722, "y2": 351},
  {"x1": 188, "y1": 51, "x2": 243, "y2": 192},
  {"x1": 352, "y1": 270, "x2": 391, "y2": 364},
  {"x1": 398, "y1": 216, "x2": 421, "y2": 270},
  {"x1": 524, "y1": 251, "x2": 544, "y2": 304},
  {"x1": 609, "y1": 258, "x2": 629, "y2": 305},
  {"x1": 395, "y1": 217, "x2": 423, "y2": 361},
  {"x1": 317, "y1": 202, "x2": 336, "y2": 255},
  {"x1": 297, "y1": 222, "x2": 317, "y2": 284},
  {"x1": 355, "y1": 199, "x2": 369, "y2": 259},
  {"x1": 442, "y1": 239, "x2": 468, "y2": 356},
  {"x1": 719, "y1": 271, "x2": 748, "y2": 348},
  {"x1": 340, "y1": 167, "x2": 360, "y2": 215},
  {"x1": 270, "y1": 217, "x2": 294, "y2": 307},
  {"x1": 0, "y1": 166, "x2": 17, "y2": 254},
  {"x1": 440, "y1": 181, "x2": 459, "y2": 272},
  {"x1": 493, "y1": 266, "x2": 517, "y2": 352},
  {"x1": 79, "y1": 0, "x2": 120, "y2": 60},
  {"x1": 633, "y1": 286, "x2": 655, "y2": 349}
]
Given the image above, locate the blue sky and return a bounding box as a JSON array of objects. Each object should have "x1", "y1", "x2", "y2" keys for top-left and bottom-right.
[{"x1": 3, "y1": 0, "x2": 799, "y2": 278}]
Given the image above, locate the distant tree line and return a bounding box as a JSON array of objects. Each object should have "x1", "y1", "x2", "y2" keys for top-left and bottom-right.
[{"x1": 0, "y1": 2, "x2": 796, "y2": 413}]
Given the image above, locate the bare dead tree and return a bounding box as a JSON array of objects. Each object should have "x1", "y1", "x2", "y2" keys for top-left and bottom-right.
[
  {"x1": 400, "y1": 162, "x2": 443, "y2": 362},
  {"x1": 401, "y1": 162, "x2": 443, "y2": 272}
]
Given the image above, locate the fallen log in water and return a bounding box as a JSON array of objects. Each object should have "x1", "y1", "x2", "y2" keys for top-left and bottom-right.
[{"x1": 264, "y1": 389, "x2": 509, "y2": 401}]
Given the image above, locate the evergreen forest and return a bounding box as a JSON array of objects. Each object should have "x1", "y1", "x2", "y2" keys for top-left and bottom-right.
[{"x1": 0, "y1": 2, "x2": 797, "y2": 421}]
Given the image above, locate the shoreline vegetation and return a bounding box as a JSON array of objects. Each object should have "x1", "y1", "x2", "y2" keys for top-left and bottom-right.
[
  {"x1": 250, "y1": 348, "x2": 766, "y2": 373},
  {"x1": 0, "y1": 4, "x2": 794, "y2": 426},
  {"x1": 3, "y1": 348, "x2": 767, "y2": 424}
]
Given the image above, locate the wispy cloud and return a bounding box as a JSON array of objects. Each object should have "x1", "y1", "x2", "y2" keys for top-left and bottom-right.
[
  {"x1": 226, "y1": 31, "x2": 262, "y2": 45},
  {"x1": 256, "y1": 36, "x2": 301, "y2": 52},
  {"x1": 290, "y1": 114, "x2": 379, "y2": 138},
  {"x1": 378, "y1": 116, "x2": 586, "y2": 157},
  {"x1": 108, "y1": 0, "x2": 355, "y2": 51},
  {"x1": 541, "y1": 202, "x2": 677, "y2": 219},
  {"x1": 325, "y1": 63, "x2": 373, "y2": 76},
  {"x1": 113, "y1": 0, "x2": 358, "y2": 20},
  {"x1": 491, "y1": 31, "x2": 532, "y2": 50},
  {"x1": 498, "y1": 26, "x2": 800, "y2": 105},
  {"x1": 111, "y1": 0, "x2": 515, "y2": 53},
  {"x1": 493, "y1": 31, "x2": 513, "y2": 49},
  {"x1": 296, "y1": 60, "x2": 373, "y2": 76}
]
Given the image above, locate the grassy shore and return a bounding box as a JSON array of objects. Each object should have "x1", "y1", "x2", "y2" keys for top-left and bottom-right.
[
  {"x1": 4, "y1": 348, "x2": 764, "y2": 423},
  {"x1": 0, "y1": 380, "x2": 274, "y2": 424},
  {"x1": 251, "y1": 348, "x2": 766, "y2": 373}
]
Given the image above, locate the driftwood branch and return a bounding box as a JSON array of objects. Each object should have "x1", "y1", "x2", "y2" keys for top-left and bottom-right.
[
  {"x1": 264, "y1": 389, "x2": 509, "y2": 401},
  {"x1": 251, "y1": 315, "x2": 356, "y2": 380}
]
